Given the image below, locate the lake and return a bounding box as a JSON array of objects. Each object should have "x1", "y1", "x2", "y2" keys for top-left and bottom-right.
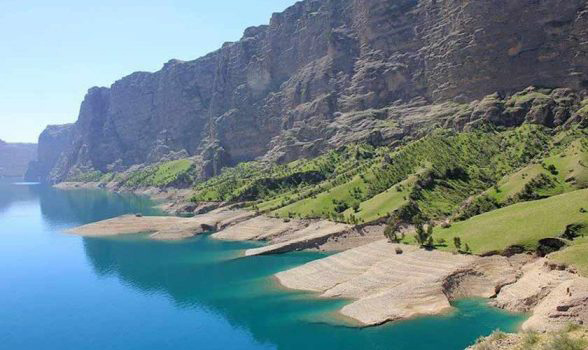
[{"x1": 0, "y1": 179, "x2": 526, "y2": 350}]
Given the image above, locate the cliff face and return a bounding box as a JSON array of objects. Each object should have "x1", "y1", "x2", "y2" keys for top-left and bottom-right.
[
  {"x1": 25, "y1": 125, "x2": 73, "y2": 182},
  {"x1": 29, "y1": 0, "x2": 588, "y2": 183},
  {"x1": 0, "y1": 139, "x2": 37, "y2": 178}
]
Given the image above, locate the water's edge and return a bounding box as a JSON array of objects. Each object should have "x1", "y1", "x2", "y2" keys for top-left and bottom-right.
[{"x1": 0, "y1": 180, "x2": 527, "y2": 350}]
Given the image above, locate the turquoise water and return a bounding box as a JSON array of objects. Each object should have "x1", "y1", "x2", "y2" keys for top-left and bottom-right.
[{"x1": 0, "y1": 179, "x2": 527, "y2": 350}]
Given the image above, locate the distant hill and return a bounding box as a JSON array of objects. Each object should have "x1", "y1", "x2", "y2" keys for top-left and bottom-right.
[{"x1": 0, "y1": 139, "x2": 37, "y2": 178}]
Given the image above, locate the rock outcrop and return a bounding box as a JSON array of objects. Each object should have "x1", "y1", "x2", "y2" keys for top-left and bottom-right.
[
  {"x1": 211, "y1": 216, "x2": 308, "y2": 242},
  {"x1": 523, "y1": 277, "x2": 588, "y2": 332},
  {"x1": 0, "y1": 139, "x2": 37, "y2": 178},
  {"x1": 28, "y1": 0, "x2": 588, "y2": 183},
  {"x1": 68, "y1": 208, "x2": 255, "y2": 240},
  {"x1": 243, "y1": 220, "x2": 352, "y2": 256},
  {"x1": 491, "y1": 259, "x2": 575, "y2": 313},
  {"x1": 489, "y1": 258, "x2": 588, "y2": 332},
  {"x1": 275, "y1": 239, "x2": 519, "y2": 325},
  {"x1": 275, "y1": 243, "x2": 588, "y2": 329}
]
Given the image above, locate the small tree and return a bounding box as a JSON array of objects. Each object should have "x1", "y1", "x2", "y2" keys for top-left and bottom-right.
[
  {"x1": 453, "y1": 236, "x2": 462, "y2": 251},
  {"x1": 426, "y1": 223, "x2": 434, "y2": 247},
  {"x1": 426, "y1": 235, "x2": 434, "y2": 248},
  {"x1": 465, "y1": 243, "x2": 472, "y2": 254},
  {"x1": 384, "y1": 222, "x2": 402, "y2": 243},
  {"x1": 427, "y1": 223, "x2": 434, "y2": 237},
  {"x1": 415, "y1": 223, "x2": 426, "y2": 246},
  {"x1": 415, "y1": 223, "x2": 434, "y2": 248}
]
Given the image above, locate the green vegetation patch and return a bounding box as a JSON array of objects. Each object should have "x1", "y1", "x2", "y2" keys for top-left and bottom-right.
[
  {"x1": 67, "y1": 170, "x2": 104, "y2": 183},
  {"x1": 434, "y1": 189, "x2": 588, "y2": 255},
  {"x1": 342, "y1": 177, "x2": 413, "y2": 223},
  {"x1": 124, "y1": 159, "x2": 196, "y2": 188},
  {"x1": 192, "y1": 124, "x2": 586, "y2": 224},
  {"x1": 551, "y1": 235, "x2": 588, "y2": 277},
  {"x1": 192, "y1": 144, "x2": 377, "y2": 210}
]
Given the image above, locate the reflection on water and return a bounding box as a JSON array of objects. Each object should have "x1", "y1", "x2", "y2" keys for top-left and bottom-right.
[
  {"x1": 0, "y1": 178, "x2": 39, "y2": 213},
  {"x1": 0, "y1": 179, "x2": 527, "y2": 350},
  {"x1": 38, "y1": 187, "x2": 162, "y2": 228},
  {"x1": 81, "y1": 235, "x2": 346, "y2": 347}
]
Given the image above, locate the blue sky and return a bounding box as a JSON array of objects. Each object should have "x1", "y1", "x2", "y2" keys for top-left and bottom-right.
[{"x1": 0, "y1": 0, "x2": 296, "y2": 143}]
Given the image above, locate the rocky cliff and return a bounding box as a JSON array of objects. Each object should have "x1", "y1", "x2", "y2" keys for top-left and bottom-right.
[
  {"x1": 28, "y1": 0, "x2": 588, "y2": 183},
  {"x1": 25, "y1": 124, "x2": 73, "y2": 182},
  {"x1": 0, "y1": 139, "x2": 37, "y2": 178}
]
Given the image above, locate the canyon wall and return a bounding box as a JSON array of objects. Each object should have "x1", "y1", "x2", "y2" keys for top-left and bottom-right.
[
  {"x1": 28, "y1": 0, "x2": 588, "y2": 183},
  {"x1": 0, "y1": 139, "x2": 37, "y2": 178}
]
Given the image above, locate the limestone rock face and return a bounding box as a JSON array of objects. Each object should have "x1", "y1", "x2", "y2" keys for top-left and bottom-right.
[{"x1": 29, "y1": 0, "x2": 588, "y2": 183}]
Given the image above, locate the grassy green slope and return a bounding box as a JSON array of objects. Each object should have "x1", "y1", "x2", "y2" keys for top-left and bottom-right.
[
  {"x1": 484, "y1": 136, "x2": 587, "y2": 202},
  {"x1": 486, "y1": 164, "x2": 545, "y2": 202},
  {"x1": 551, "y1": 235, "x2": 588, "y2": 276},
  {"x1": 123, "y1": 159, "x2": 196, "y2": 188},
  {"x1": 191, "y1": 145, "x2": 373, "y2": 204},
  {"x1": 66, "y1": 159, "x2": 197, "y2": 188},
  {"x1": 270, "y1": 127, "x2": 546, "y2": 221},
  {"x1": 189, "y1": 124, "x2": 585, "y2": 224},
  {"x1": 342, "y1": 177, "x2": 414, "y2": 223},
  {"x1": 434, "y1": 189, "x2": 588, "y2": 254}
]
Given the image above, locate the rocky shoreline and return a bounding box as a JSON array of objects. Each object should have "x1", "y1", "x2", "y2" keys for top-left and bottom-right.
[
  {"x1": 276, "y1": 246, "x2": 588, "y2": 330},
  {"x1": 67, "y1": 199, "x2": 588, "y2": 332},
  {"x1": 59, "y1": 180, "x2": 588, "y2": 342}
]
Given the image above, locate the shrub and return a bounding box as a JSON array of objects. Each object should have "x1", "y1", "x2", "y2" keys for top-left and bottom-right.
[
  {"x1": 562, "y1": 223, "x2": 586, "y2": 240},
  {"x1": 384, "y1": 222, "x2": 403, "y2": 243},
  {"x1": 332, "y1": 199, "x2": 350, "y2": 213},
  {"x1": 457, "y1": 195, "x2": 501, "y2": 221},
  {"x1": 544, "y1": 334, "x2": 587, "y2": 350},
  {"x1": 415, "y1": 222, "x2": 434, "y2": 248},
  {"x1": 453, "y1": 236, "x2": 462, "y2": 251},
  {"x1": 565, "y1": 323, "x2": 582, "y2": 332},
  {"x1": 521, "y1": 331, "x2": 539, "y2": 349},
  {"x1": 547, "y1": 164, "x2": 559, "y2": 175},
  {"x1": 464, "y1": 243, "x2": 472, "y2": 254}
]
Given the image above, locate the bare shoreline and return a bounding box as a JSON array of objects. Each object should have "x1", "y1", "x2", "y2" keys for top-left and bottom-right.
[{"x1": 60, "y1": 182, "x2": 588, "y2": 332}]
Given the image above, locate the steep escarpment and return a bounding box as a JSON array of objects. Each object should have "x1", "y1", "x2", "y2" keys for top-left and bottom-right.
[
  {"x1": 25, "y1": 124, "x2": 73, "y2": 182},
  {"x1": 0, "y1": 139, "x2": 37, "y2": 178},
  {"x1": 28, "y1": 0, "x2": 588, "y2": 183}
]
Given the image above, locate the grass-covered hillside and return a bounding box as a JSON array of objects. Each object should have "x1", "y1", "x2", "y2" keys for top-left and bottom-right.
[
  {"x1": 189, "y1": 123, "x2": 587, "y2": 272},
  {"x1": 433, "y1": 189, "x2": 587, "y2": 255},
  {"x1": 68, "y1": 159, "x2": 198, "y2": 189},
  {"x1": 191, "y1": 124, "x2": 587, "y2": 225}
]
